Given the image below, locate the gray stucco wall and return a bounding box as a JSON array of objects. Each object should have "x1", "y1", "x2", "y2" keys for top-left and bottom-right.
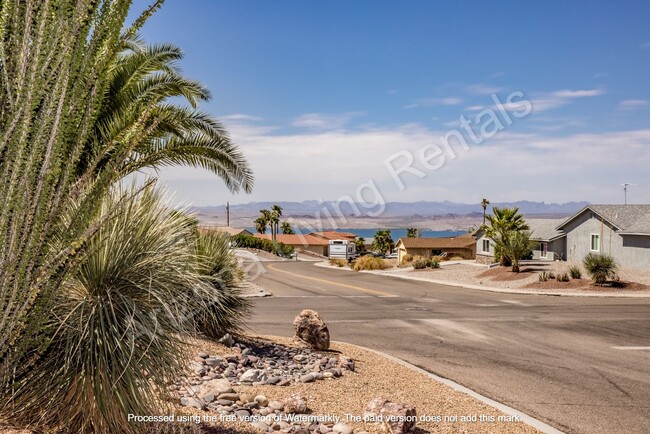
[
  {"x1": 564, "y1": 211, "x2": 650, "y2": 270},
  {"x1": 532, "y1": 237, "x2": 566, "y2": 260}
]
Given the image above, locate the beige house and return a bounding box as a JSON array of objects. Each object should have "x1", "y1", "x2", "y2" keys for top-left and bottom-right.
[
  {"x1": 253, "y1": 233, "x2": 330, "y2": 256},
  {"x1": 395, "y1": 234, "x2": 476, "y2": 262}
]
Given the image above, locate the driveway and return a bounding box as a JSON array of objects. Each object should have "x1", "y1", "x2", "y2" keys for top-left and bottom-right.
[{"x1": 246, "y1": 261, "x2": 650, "y2": 434}]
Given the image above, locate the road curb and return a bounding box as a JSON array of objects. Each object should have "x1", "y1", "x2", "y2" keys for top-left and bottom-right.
[
  {"x1": 339, "y1": 341, "x2": 564, "y2": 434},
  {"x1": 314, "y1": 260, "x2": 650, "y2": 298}
]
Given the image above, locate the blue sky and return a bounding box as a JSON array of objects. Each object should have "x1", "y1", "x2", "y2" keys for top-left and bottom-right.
[{"x1": 131, "y1": 1, "x2": 650, "y2": 206}]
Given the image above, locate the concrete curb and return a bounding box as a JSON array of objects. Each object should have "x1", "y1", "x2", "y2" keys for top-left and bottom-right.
[
  {"x1": 339, "y1": 341, "x2": 564, "y2": 434},
  {"x1": 314, "y1": 260, "x2": 650, "y2": 298}
]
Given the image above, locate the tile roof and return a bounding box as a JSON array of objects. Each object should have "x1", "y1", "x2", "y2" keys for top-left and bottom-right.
[
  {"x1": 309, "y1": 231, "x2": 357, "y2": 240},
  {"x1": 253, "y1": 233, "x2": 330, "y2": 246},
  {"x1": 397, "y1": 236, "x2": 475, "y2": 249},
  {"x1": 558, "y1": 205, "x2": 650, "y2": 235}
]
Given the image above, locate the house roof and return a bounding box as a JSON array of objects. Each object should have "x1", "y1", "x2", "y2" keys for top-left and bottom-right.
[
  {"x1": 253, "y1": 233, "x2": 330, "y2": 246},
  {"x1": 396, "y1": 235, "x2": 475, "y2": 249},
  {"x1": 526, "y1": 219, "x2": 566, "y2": 241},
  {"x1": 309, "y1": 231, "x2": 357, "y2": 240},
  {"x1": 557, "y1": 205, "x2": 650, "y2": 235},
  {"x1": 202, "y1": 226, "x2": 252, "y2": 236}
]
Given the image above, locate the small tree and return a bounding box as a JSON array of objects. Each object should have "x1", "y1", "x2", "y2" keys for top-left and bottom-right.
[
  {"x1": 281, "y1": 221, "x2": 294, "y2": 234},
  {"x1": 482, "y1": 206, "x2": 529, "y2": 266},
  {"x1": 371, "y1": 230, "x2": 394, "y2": 254},
  {"x1": 583, "y1": 253, "x2": 618, "y2": 285},
  {"x1": 501, "y1": 231, "x2": 535, "y2": 272},
  {"x1": 481, "y1": 198, "x2": 490, "y2": 225},
  {"x1": 355, "y1": 237, "x2": 366, "y2": 253},
  {"x1": 406, "y1": 228, "x2": 418, "y2": 238}
]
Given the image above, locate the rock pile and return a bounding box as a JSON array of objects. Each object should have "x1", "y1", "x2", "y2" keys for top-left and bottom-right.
[{"x1": 172, "y1": 335, "x2": 359, "y2": 433}]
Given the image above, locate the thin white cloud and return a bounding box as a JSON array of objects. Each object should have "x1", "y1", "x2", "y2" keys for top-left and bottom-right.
[
  {"x1": 221, "y1": 113, "x2": 262, "y2": 121},
  {"x1": 619, "y1": 99, "x2": 648, "y2": 110},
  {"x1": 291, "y1": 112, "x2": 362, "y2": 130},
  {"x1": 530, "y1": 88, "x2": 605, "y2": 112},
  {"x1": 466, "y1": 84, "x2": 504, "y2": 95},
  {"x1": 404, "y1": 97, "x2": 463, "y2": 109}
]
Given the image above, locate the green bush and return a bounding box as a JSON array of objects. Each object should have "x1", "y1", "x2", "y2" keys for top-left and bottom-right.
[
  {"x1": 233, "y1": 233, "x2": 294, "y2": 256},
  {"x1": 352, "y1": 256, "x2": 390, "y2": 271},
  {"x1": 413, "y1": 258, "x2": 428, "y2": 269},
  {"x1": 428, "y1": 258, "x2": 441, "y2": 268},
  {"x1": 8, "y1": 185, "x2": 214, "y2": 433},
  {"x1": 568, "y1": 265, "x2": 582, "y2": 279},
  {"x1": 194, "y1": 230, "x2": 251, "y2": 339},
  {"x1": 583, "y1": 253, "x2": 618, "y2": 285}
]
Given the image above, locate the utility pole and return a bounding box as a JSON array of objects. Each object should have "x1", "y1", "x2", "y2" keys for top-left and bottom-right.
[{"x1": 226, "y1": 201, "x2": 230, "y2": 227}]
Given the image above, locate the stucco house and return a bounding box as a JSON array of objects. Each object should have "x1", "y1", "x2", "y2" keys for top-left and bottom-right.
[
  {"x1": 253, "y1": 233, "x2": 330, "y2": 256},
  {"x1": 474, "y1": 205, "x2": 650, "y2": 270},
  {"x1": 395, "y1": 234, "x2": 476, "y2": 263},
  {"x1": 474, "y1": 218, "x2": 566, "y2": 264},
  {"x1": 557, "y1": 205, "x2": 650, "y2": 270}
]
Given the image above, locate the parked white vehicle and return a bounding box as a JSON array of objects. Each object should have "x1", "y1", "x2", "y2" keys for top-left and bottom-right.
[
  {"x1": 385, "y1": 252, "x2": 398, "y2": 259},
  {"x1": 328, "y1": 239, "x2": 356, "y2": 260}
]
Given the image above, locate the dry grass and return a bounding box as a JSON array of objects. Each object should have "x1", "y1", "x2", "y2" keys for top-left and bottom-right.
[{"x1": 351, "y1": 256, "x2": 390, "y2": 272}]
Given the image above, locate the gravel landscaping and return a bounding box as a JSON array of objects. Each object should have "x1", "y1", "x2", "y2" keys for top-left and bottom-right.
[
  {"x1": 398, "y1": 261, "x2": 650, "y2": 294},
  {"x1": 170, "y1": 334, "x2": 541, "y2": 434}
]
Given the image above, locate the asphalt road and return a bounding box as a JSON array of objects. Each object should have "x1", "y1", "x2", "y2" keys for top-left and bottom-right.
[{"x1": 246, "y1": 261, "x2": 650, "y2": 434}]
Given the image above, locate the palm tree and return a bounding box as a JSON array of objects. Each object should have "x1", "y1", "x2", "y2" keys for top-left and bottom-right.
[
  {"x1": 254, "y1": 217, "x2": 267, "y2": 234},
  {"x1": 500, "y1": 231, "x2": 535, "y2": 272},
  {"x1": 481, "y1": 198, "x2": 490, "y2": 225},
  {"x1": 355, "y1": 237, "x2": 366, "y2": 253},
  {"x1": 270, "y1": 205, "x2": 283, "y2": 241},
  {"x1": 76, "y1": 35, "x2": 254, "y2": 194},
  {"x1": 281, "y1": 221, "x2": 294, "y2": 234},
  {"x1": 482, "y1": 206, "x2": 529, "y2": 266},
  {"x1": 406, "y1": 228, "x2": 418, "y2": 238},
  {"x1": 371, "y1": 230, "x2": 394, "y2": 255}
]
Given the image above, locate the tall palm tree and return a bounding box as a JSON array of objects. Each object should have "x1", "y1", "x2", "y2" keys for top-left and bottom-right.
[
  {"x1": 281, "y1": 221, "x2": 294, "y2": 234},
  {"x1": 481, "y1": 198, "x2": 490, "y2": 225},
  {"x1": 270, "y1": 205, "x2": 283, "y2": 241},
  {"x1": 254, "y1": 217, "x2": 267, "y2": 234},
  {"x1": 258, "y1": 209, "x2": 272, "y2": 236},
  {"x1": 371, "y1": 230, "x2": 394, "y2": 255},
  {"x1": 406, "y1": 228, "x2": 418, "y2": 238},
  {"x1": 77, "y1": 35, "x2": 254, "y2": 193}
]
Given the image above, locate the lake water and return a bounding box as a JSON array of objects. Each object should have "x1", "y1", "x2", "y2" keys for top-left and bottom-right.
[{"x1": 246, "y1": 228, "x2": 466, "y2": 240}]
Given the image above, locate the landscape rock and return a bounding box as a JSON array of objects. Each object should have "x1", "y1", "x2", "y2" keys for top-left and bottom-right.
[
  {"x1": 364, "y1": 398, "x2": 417, "y2": 434},
  {"x1": 293, "y1": 309, "x2": 330, "y2": 350},
  {"x1": 282, "y1": 394, "x2": 308, "y2": 414},
  {"x1": 200, "y1": 378, "x2": 234, "y2": 397},
  {"x1": 218, "y1": 333, "x2": 235, "y2": 347}
]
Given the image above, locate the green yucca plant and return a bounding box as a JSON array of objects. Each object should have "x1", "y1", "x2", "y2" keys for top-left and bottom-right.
[
  {"x1": 583, "y1": 253, "x2": 618, "y2": 285},
  {"x1": 5, "y1": 184, "x2": 215, "y2": 433},
  {"x1": 194, "y1": 230, "x2": 251, "y2": 339}
]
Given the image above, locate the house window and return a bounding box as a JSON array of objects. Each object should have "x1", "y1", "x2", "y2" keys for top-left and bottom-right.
[
  {"x1": 540, "y1": 242, "x2": 548, "y2": 258},
  {"x1": 590, "y1": 234, "x2": 600, "y2": 252},
  {"x1": 482, "y1": 239, "x2": 490, "y2": 253}
]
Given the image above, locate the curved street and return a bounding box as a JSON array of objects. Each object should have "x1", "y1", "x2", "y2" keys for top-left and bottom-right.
[{"x1": 246, "y1": 261, "x2": 650, "y2": 434}]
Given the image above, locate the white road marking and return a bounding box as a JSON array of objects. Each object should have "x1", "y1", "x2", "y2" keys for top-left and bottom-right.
[
  {"x1": 499, "y1": 299, "x2": 530, "y2": 306},
  {"x1": 273, "y1": 295, "x2": 394, "y2": 298},
  {"x1": 611, "y1": 346, "x2": 650, "y2": 350}
]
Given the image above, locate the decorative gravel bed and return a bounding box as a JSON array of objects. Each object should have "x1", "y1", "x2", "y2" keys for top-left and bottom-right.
[{"x1": 171, "y1": 334, "x2": 541, "y2": 434}]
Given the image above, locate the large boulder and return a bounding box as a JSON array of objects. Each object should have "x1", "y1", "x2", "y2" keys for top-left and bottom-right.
[
  {"x1": 293, "y1": 309, "x2": 330, "y2": 350},
  {"x1": 282, "y1": 394, "x2": 308, "y2": 414},
  {"x1": 364, "y1": 398, "x2": 417, "y2": 433}
]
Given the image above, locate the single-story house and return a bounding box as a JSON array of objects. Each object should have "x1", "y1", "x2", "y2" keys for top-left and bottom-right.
[
  {"x1": 395, "y1": 234, "x2": 476, "y2": 263},
  {"x1": 474, "y1": 219, "x2": 566, "y2": 264},
  {"x1": 201, "y1": 226, "x2": 253, "y2": 237},
  {"x1": 253, "y1": 233, "x2": 330, "y2": 256},
  {"x1": 557, "y1": 204, "x2": 650, "y2": 270}
]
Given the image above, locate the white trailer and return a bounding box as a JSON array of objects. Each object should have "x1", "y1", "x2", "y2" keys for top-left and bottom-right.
[{"x1": 328, "y1": 239, "x2": 356, "y2": 260}]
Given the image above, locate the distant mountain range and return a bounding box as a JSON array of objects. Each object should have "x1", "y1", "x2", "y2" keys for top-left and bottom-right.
[{"x1": 191, "y1": 200, "x2": 590, "y2": 218}]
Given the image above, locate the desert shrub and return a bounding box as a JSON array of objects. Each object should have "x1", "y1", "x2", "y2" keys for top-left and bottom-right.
[
  {"x1": 400, "y1": 253, "x2": 414, "y2": 265},
  {"x1": 6, "y1": 185, "x2": 215, "y2": 433},
  {"x1": 548, "y1": 272, "x2": 556, "y2": 280},
  {"x1": 557, "y1": 272, "x2": 570, "y2": 282},
  {"x1": 539, "y1": 271, "x2": 550, "y2": 282},
  {"x1": 330, "y1": 258, "x2": 348, "y2": 267},
  {"x1": 568, "y1": 265, "x2": 582, "y2": 279},
  {"x1": 194, "y1": 230, "x2": 251, "y2": 338},
  {"x1": 413, "y1": 258, "x2": 428, "y2": 269},
  {"x1": 352, "y1": 255, "x2": 390, "y2": 271},
  {"x1": 583, "y1": 253, "x2": 618, "y2": 285},
  {"x1": 428, "y1": 258, "x2": 441, "y2": 269}
]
